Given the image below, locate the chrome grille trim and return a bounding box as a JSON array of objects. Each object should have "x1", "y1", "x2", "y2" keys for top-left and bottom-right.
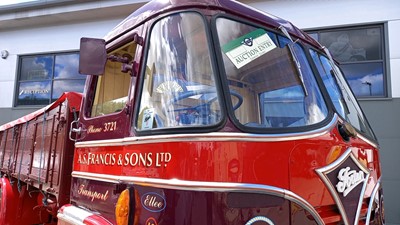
[{"x1": 366, "y1": 179, "x2": 381, "y2": 224}]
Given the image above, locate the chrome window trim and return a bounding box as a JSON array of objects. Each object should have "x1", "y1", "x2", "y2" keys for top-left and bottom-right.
[
  {"x1": 75, "y1": 114, "x2": 338, "y2": 148},
  {"x1": 357, "y1": 132, "x2": 379, "y2": 149},
  {"x1": 72, "y1": 171, "x2": 324, "y2": 225},
  {"x1": 75, "y1": 114, "x2": 378, "y2": 149}
]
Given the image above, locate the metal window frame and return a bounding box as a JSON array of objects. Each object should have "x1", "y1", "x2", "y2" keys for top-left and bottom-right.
[
  {"x1": 14, "y1": 51, "x2": 84, "y2": 107},
  {"x1": 306, "y1": 23, "x2": 387, "y2": 99}
]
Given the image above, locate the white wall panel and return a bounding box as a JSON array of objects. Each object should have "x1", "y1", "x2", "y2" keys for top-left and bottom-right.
[
  {"x1": 388, "y1": 20, "x2": 400, "y2": 98},
  {"x1": 390, "y1": 58, "x2": 400, "y2": 98},
  {"x1": 0, "y1": 81, "x2": 15, "y2": 107},
  {"x1": 246, "y1": 0, "x2": 400, "y2": 29},
  {"x1": 0, "y1": 19, "x2": 121, "y2": 107},
  {"x1": 388, "y1": 20, "x2": 400, "y2": 59}
]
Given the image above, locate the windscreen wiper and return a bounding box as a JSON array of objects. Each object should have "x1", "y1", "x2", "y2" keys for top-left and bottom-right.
[
  {"x1": 322, "y1": 46, "x2": 348, "y2": 92},
  {"x1": 322, "y1": 46, "x2": 351, "y2": 116},
  {"x1": 279, "y1": 26, "x2": 308, "y2": 96}
]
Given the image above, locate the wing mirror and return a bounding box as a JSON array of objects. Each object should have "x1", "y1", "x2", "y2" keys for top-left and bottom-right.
[{"x1": 79, "y1": 37, "x2": 107, "y2": 76}]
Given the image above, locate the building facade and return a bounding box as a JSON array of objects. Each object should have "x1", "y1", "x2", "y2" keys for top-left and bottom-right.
[{"x1": 0, "y1": 0, "x2": 399, "y2": 224}]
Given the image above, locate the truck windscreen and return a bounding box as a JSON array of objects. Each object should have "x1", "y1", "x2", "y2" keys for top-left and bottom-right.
[
  {"x1": 216, "y1": 17, "x2": 328, "y2": 129},
  {"x1": 137, "y1": 12, "x2": 222, "y2": 130}
]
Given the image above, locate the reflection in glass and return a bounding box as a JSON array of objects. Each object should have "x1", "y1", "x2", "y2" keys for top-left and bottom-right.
[
  {"x1": 54, "y1": 53, "x2": 81, "y2": 79},
  {"x1": 17, "y1": 52, "x2": 85, "y2": 106},
  {"x1": 52, "y1": 79, "x2": 86, "y2": 101},
  {"x1": 310, "y1": 50, "x2": 375, "y2": 139},
  {"x1": 319, "y1": 28, "x2": 382, "y2": 62},
  {"x1": 308, "y1": 33, "x2": 318, "y2": 41},
  {"x1": 341, "y1": 63, "x2": 384, "y2": 97},
  {"x1": 307, "y1": 25, "x2": 385, "y2": 98},
  {"x1": 216, "y1": 18, "x2": 328, "y2": 129},
  {"x1": 310, "y1": 50, "x2": 346, "y2": 118},
  {"x1": 20, "y1": 56, "x2": 53, "y2": 80},
  {"x1": 137, "y1": 12, "x2": 220, "y2": 130},
  {"x1": 17, "y1": 81, "x2": 51, "y2": 105}
]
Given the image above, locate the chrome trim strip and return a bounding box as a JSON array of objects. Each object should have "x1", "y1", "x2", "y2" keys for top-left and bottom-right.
[
  {"x1": 72, "y1": 171, "x2": 324, "y2": 225},
  {"x1": 75, "y1": 115, "x2": 338, "y2": 148},
  {"x1": 357, "y1": 133, "x2": 379, "y2": 149},
  {"x1": 365, "y1": 179, "x2": 381, "y2": 224},
  {"x1": 315, "y1": 148, "x2": 371, "y2": 225}
]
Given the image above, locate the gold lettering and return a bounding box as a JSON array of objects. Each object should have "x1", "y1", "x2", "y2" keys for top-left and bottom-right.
[
  {"x1": 143, "y1": 195, "x2": 164, "y2": 209},
  {"x1": 77, "y1": 153, "x2": 89, "y2": 165},
  {"x1": 77, "y1": 184, "x2": 110, "y2": 202},
  {"x1": 87, "y1": 125, "x2": 103, "y2": 134},
  {"x1": 78, "y1": 152, "x2": 172, "y2": 167},
  {"x1": 79, "y1": 153, "x2": 117, "y2": 165}
]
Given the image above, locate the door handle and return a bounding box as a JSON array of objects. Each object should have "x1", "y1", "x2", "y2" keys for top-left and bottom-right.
[{"x1": 69, "y1": 120, "x2": 85, "y2": 141}]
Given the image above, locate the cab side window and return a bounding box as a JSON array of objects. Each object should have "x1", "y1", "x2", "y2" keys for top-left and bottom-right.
[{"x1": 90, "y1": 43, "x2": 136, "y2": 117}]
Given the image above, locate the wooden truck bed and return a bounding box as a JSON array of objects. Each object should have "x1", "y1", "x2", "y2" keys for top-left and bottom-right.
[{"x1": 0, "y1": 92, "x2": 82, "y2": 205}]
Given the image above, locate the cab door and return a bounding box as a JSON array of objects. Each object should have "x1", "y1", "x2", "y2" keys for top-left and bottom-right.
[{"x1": 74, "y1": 31, "x2": 143, "y2": 142}]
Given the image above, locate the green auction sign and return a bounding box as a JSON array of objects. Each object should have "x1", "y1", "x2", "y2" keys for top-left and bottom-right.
[{"x1": 222, "y1": 29, "x2": 276, "y2": 69}]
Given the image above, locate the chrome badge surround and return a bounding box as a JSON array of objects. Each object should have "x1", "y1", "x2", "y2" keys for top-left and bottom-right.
[{"x1": 316, "y1": 148, "x2": 370, "y2": 225}]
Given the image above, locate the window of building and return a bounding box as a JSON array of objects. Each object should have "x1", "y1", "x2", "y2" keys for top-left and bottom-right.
[
  {"x1": 308, "y1": 25, "x2": 386, "y2": 98},
  {"x1": 16, "y1": 52, "x2": 85, "y2": 106}
]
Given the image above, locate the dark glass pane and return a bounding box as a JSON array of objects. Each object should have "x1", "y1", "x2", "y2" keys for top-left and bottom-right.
[
  {"x1": 319, "y1": 27, "x2": 382, "y2": 62},
  {"x1": 308, "y1": 32, "x2": 318, "y2": 41},
  {"x1": 54, "y1": 53, "x2": 81, "y2": 79},
  {"x1": 17, "y1": 81, "x2": 51, "y2": 105},
  {"x1": 52, "y1": 79, "x2": 86, "y2": 101},
  {"x1": 20, "y1": 56, "x2": 53, "y2": 80},
  {"x1": 341, "y1": 63, "x2": 384, "y2": 97}
]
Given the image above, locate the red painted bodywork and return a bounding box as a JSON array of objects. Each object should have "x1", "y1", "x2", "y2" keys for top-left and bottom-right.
[
  {"x1": 0, "y1": 0, "x2": 384, "y2": 225},
  {"x1": 71, "y1": 125, "x2": 382, "y2": 224}
]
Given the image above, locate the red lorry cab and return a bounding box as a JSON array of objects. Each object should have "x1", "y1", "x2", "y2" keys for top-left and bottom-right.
[{"x1": 0, "y1": 0, "x2": 384, "y2": 225}]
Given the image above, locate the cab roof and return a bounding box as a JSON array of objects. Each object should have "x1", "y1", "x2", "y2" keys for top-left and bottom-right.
[{"x1": 104, "y1": 0, "x2": 321, "y2": 49}]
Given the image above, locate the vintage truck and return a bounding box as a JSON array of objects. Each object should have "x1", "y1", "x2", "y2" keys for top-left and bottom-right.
[{"x1": 0, "y1": 0, "x2": 384, "y2": 224}]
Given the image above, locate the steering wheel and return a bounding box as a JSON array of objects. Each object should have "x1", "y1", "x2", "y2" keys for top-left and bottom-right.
[{"x1": 170, "y1": 88, "x2": 243, "y2": 125}]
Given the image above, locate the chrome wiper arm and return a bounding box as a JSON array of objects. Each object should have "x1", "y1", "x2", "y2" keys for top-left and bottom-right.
[
  {"x1": 279, "y1": 26, "x2": 308, "y2": 96},
  {"x1": 322, "y1": 46, "x2": 347, "y2": 91},
  {"x1": 322, "y1": 46, "x2": 352, "y2": 116}
]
